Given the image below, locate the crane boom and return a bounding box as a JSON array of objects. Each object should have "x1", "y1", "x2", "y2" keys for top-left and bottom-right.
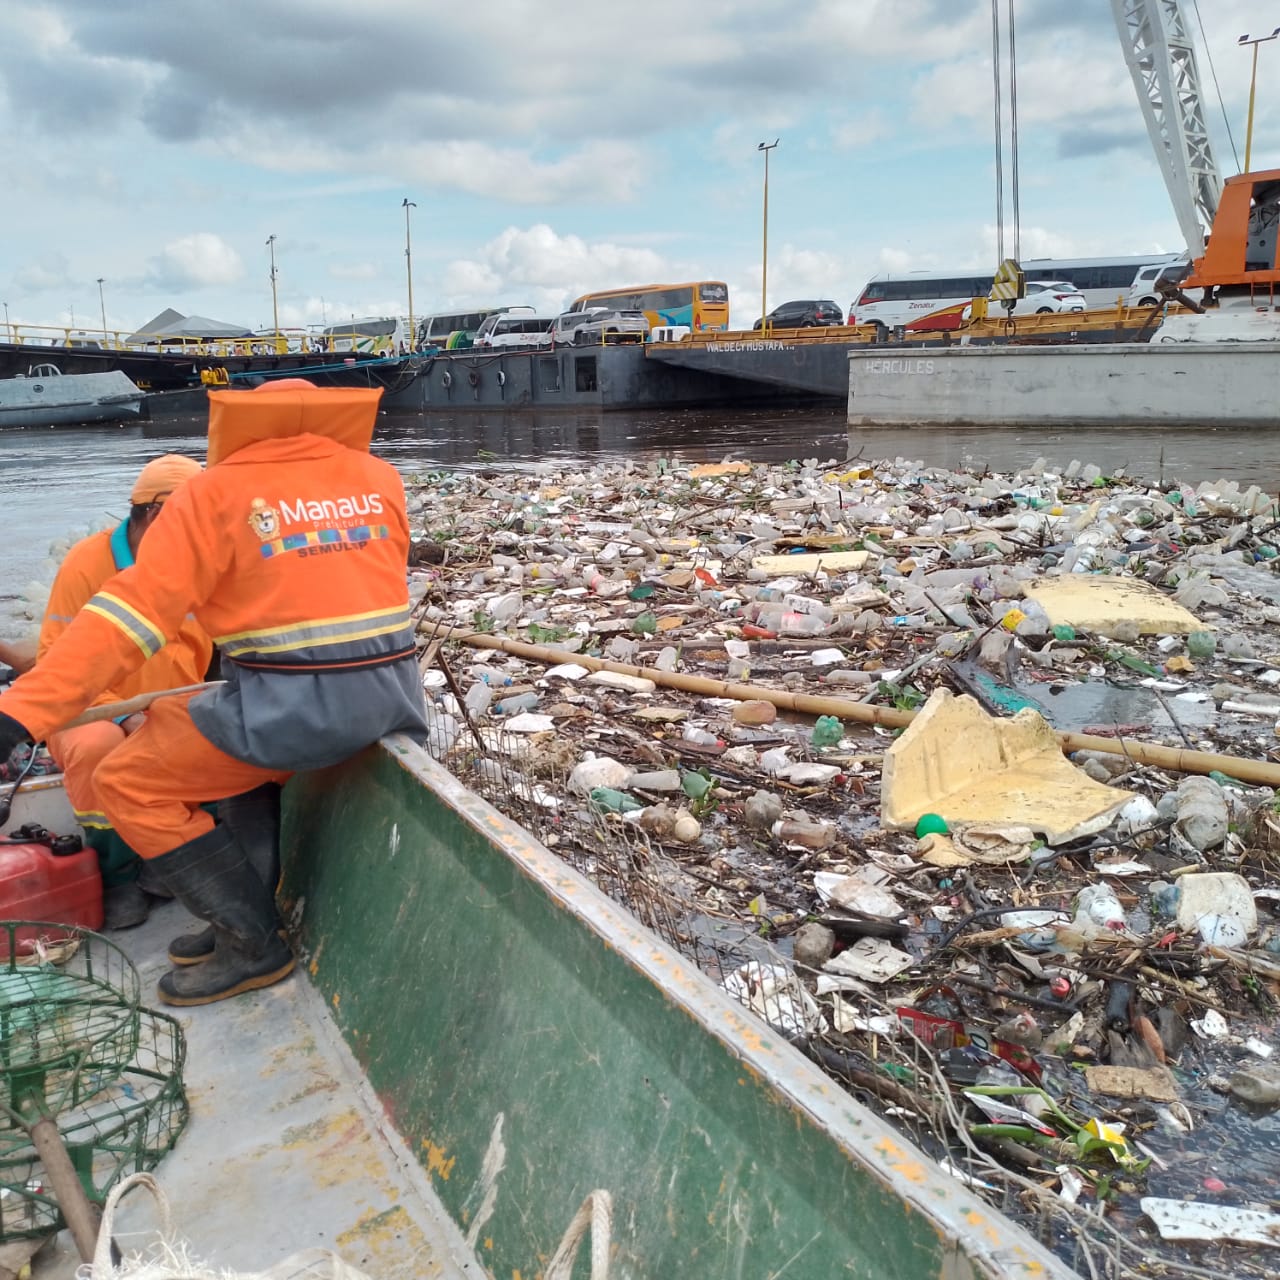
[{"x1": 1111, "y1": 0, "x2": 1223, "y2": 255}]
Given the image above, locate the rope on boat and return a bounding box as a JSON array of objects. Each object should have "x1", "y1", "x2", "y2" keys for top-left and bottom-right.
[{"x1": 545, "y1": 1190, "x2": 612, "y2": 1280}]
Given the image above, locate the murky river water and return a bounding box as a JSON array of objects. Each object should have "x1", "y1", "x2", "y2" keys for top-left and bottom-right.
[{"x1": 1, "y1": 406, "x2": 1276, "y2": 630}]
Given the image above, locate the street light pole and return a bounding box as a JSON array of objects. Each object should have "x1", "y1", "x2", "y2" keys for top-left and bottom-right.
[
  {"x1": 402, "y1": 198, "x2": 417, "y2": 352},
  {"x1": 757, "y1": 140, "x2": 779, "y2": 334},
  {"x1": 266, "y1": 235, "x2": 280, "y2": 340},
  {"x1": 96, "y1": 278, "x2": 107, "y2": 339},
  {"x1": 2, "y1": 302, "x2": 9, "y2": 343},
  {"x1": 1240, "y1": 28, "x2": 1280, "y2": 173}
]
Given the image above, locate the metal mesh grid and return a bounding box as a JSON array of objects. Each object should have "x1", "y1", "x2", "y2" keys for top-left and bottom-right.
[{"x1": 0, "y1": 925, "x2": 188, "y2": 1242}]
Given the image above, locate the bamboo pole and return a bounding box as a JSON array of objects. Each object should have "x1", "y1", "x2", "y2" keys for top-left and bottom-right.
[{"x1": 445, "y1": 628, "x2": 1280, "y2": 789}]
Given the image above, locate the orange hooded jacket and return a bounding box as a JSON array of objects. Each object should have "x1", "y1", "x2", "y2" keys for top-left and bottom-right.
[
  {"x1": 38, "y1": 522, "x2": 212, "y2": 707},
  {"x1": 1, "y1": 386, "x2": 427, "y2": 771}
]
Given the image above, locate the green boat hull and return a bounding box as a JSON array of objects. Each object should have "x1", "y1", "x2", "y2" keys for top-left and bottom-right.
[{"x1": 284, "y1": 738, "x2": 1073, "y2": 1280}]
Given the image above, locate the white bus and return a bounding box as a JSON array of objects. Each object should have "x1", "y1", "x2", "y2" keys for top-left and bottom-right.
[
  {"x1": 320, "y1": 316, "x2": 405, "y2": 355},
  {"x1": 416, "y1": 308, "x2": 510, "y2": 350},
  {"x1": 849, "y1": 255, "x2": 1185, "y2": 334}
]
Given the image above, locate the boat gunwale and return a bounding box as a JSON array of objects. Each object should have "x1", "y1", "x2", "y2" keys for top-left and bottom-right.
[{"x1": 375, "y1": 733, "x2": 1076, "y2": 1280}]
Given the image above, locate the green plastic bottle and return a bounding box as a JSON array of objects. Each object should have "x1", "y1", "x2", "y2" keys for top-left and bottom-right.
[
  {"x1": 810, "y1": 716, "x2": 843, "y2": 749},
  {"x1": 680, "y1": 771, "x2": 712, "y2": 800},
  {"x1": 589, "y1": 787, "x2": 644, "y2": 814}
]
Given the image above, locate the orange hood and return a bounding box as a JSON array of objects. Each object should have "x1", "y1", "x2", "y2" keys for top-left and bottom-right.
[{"x1": 207, "y1": 380, "x2": 382, "y2": 465}]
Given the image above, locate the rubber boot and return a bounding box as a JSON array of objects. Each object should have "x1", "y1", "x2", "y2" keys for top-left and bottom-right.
[
  {"x1": 167, "y1": 785, "x2": 281, "y2": 966},
  {"x1": 84, "y1": 828, "x2": 151, "y2": 931},
  {"x1": 148, "y1": 823, "x2": 294, "y2": 1007}
]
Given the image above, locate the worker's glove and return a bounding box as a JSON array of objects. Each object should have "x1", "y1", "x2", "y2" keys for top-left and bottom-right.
[{"x1": 0, "y1": 712, "x2": 33, "y2": 765}]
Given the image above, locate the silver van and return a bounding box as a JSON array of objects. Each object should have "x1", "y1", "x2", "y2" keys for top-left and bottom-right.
[{"x1": 1127, "y1": 260, "x2": 1190, "y2": 307}]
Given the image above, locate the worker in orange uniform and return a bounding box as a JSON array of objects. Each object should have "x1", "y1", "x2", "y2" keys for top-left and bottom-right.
[
  {"x1": 0, "y1": 381, "x2": 428, "y2": 1006},
  {"x1": 39, "y1": 456, "x2": 212, "y2": 930}
]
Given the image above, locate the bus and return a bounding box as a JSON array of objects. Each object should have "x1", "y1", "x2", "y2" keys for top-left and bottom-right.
[
  {"x1": 416, "y1": 307, "x2": 510, "y2": 350},
  {"x1": 320, "y1": 316, "x2": 405, "y2": 355},
  {"x1": 568, "y1": 281, "x2": 729, "y2": 332},
  {"x1": 849, "y1": 255, "x2": 1185, "y2": 333}
]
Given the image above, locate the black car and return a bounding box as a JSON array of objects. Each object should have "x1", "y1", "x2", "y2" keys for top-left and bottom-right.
[{"x1": 752, "y1": 299, "x2": 845, "y2": 329}]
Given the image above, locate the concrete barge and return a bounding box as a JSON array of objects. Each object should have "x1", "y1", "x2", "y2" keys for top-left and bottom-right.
[{"x1": 847, "y1": 341, "x2": 1280, "y2": 429}]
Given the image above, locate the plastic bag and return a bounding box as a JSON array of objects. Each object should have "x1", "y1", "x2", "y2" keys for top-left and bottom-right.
[{"x1": 81, "y1": 1173, "x2": 372, "y2": 1280}]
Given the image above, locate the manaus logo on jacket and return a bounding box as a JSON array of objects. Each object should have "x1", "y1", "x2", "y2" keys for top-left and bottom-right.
[{"x1": 248, "y1": 492, "x2": 385, "y2": 543}]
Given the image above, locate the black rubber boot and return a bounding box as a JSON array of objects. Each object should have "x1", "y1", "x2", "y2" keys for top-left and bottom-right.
[
  {"x1": 148, "y1": 823, "x2": 294, "y2": 1007},
  {"x1": 168, "y1": 785, "x2": 282, "y2": 966},
  {"x1": 103, "y1": 880, "x2": 151, "y2": 931}
]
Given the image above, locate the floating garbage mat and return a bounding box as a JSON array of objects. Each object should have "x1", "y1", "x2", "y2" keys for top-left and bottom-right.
[
  {"x1": 407, "y1": 453, "x2": 1280, "y2": 1279},
  {"x1": 0, "y1": 923, "x2": 188, "y2": 1241}
]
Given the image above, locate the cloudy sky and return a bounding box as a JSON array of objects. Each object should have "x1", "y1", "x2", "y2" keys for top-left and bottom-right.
[{"x1": 1, "y1": 0, "x2": 1275, "y2": 334}]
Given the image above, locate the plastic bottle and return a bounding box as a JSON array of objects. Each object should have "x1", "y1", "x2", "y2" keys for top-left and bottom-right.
[
  {"x1": 424, "y1": 710, "x2": 460, "y2": 759},
  {"x1": 770, "y1": 819, "x2": 837, "y2": 850},
  {"x1": 589, "y1": 787, "x2": 644, "y2": 814},
  {"x1": 464, "y1": 682, "x2": 493, "y2": 719},
  {"x1": 764, "y1": 611, "x2": 828, "y2": 636},
  {"x1": 681, "y1": 725, "x2": 721, "y2": 747},
  {"x1": 495, "y1": 691, "x2": 539, "y2": 715},
  {"x1": 654, "y1": 646, "x2": 679, "y2": 672},
  {"x1": 626, "y1": 770, "x2": 682, "y2": 792},
  {"x1": 783, "y1": 595, "x2": 834, "y2": 623},
  {"x1": 1175, "y1": 775, "x2": 1229, "y2": 851},
  {"x1": 680, "y1": 771, "x2": 712, "y2": 800},
  {"x1": 1075, "y1": 883, "x2": 1126, "y2": 933}
]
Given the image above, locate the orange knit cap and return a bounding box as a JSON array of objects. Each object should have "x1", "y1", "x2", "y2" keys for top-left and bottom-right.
[{"x1": 130, "y1": 454, "x2": 203, "y2": 505}]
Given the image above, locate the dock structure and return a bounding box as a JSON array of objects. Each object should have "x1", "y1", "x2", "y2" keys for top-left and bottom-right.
[
  {"x1": 846, "y1": 340, "x2": 1280, "y2": 429},
  {"x1": 384, "y1": 308, "x2": 1162, "y2": 413}
]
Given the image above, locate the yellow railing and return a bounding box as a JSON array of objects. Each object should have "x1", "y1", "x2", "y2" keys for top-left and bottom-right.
[{"x1": 1, "y1": 322, "x2": 396, "y2": 358}]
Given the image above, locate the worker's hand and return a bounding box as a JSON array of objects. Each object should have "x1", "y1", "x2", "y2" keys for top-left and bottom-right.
[
  {"x1": 119, "y1": 713, "x2": 146, "y2": 736},
  {"x1": 0, "y1": 711, "x2": 33, "y2": 763}
]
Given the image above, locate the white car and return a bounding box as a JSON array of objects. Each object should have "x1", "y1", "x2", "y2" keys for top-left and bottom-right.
[
  {"x1": 1008, "y1": 281, "x2": 1087, "y2": 315},
  {"x1": 551, "y1": 308, "x2": 607, "y2": 344},
  {"x1": 568, "y1": 309, "x2": 649, "y2": 345}
]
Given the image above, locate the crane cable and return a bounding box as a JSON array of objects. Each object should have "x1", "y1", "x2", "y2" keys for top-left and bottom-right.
[
  {"x1": 991, "y1": 0, "x2": 1005, "y2": 264},
  {"x1": 1008, "y1": 0, "x2": 1021, "y2": 262},
  {"x1": 1189, "y1": 0, "x2": 1241, "y2": 170}
]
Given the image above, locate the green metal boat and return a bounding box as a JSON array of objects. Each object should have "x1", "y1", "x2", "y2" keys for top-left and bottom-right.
[{"x1": 281, "y1": 737, "x2": 1074, "y2": 1280}]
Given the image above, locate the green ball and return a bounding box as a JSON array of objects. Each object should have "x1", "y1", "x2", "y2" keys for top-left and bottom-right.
[{"x1": 915, "y1": 813, "x2": 950, "y2": 837}]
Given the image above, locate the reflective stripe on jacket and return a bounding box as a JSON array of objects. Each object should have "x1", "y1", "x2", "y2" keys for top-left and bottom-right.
[
  {"x1": 2, "y1": 433, "x2": 426, "y2": 769},
  {"x1": 37, "y1": 523, "x2": 213, "y2": 707}
]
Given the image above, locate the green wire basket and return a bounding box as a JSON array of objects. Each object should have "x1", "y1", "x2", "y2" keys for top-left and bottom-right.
[{"x1": 0, "y1": 923, "x2": 188, "y2": 1241}]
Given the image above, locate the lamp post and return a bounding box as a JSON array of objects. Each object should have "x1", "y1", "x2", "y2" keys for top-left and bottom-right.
[
  {"x1": 1240, "y1": 28, "x2": 1280, "y2": 172},
  {"x1": 266, "y1": 235, "x2": 280, "y2": 340},
  {"x1": 2, "y1": 301, "x2": 9, "y2": 343},
  {"x1": 402, "y1": 197, "x2": 417, "y2": 352},
  {"x1": 757, "y1": 140, "x2": 779, "y2": 334},
  {"x1": 96, "y1": 277, "x2": 107, "y2": 340}
]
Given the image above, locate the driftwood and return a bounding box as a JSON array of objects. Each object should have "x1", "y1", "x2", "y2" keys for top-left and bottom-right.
[{"x1": 442, "y1": 628, "x2": 1280, "y2": 788}]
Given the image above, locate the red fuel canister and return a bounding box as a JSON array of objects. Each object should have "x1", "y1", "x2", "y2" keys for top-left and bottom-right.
[{"x1": 0, "y1": 842, "x2": 103, "y2": 953}]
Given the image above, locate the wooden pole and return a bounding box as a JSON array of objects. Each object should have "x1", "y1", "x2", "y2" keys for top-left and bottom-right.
[
  {"x1": 28, "y1": 1115, "x2": 101, "y2": 1261},
  {"x1": 60, "y1": 682, "x2": 223, "y2": 731},
  {"x1": 445, "y1": 628, "x2": 1280, "y2": 788}
]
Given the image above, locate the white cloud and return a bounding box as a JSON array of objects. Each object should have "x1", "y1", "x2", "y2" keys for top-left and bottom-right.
[
  {"x1": 219, "y1": 134, "x2": 648, "y2": 204},
  {"x1": 440, "y1": 224, "x2": 673, "y2": 312},
  {"x1": 146, "y1": 233, "x2": 244, "y2": 289}
]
